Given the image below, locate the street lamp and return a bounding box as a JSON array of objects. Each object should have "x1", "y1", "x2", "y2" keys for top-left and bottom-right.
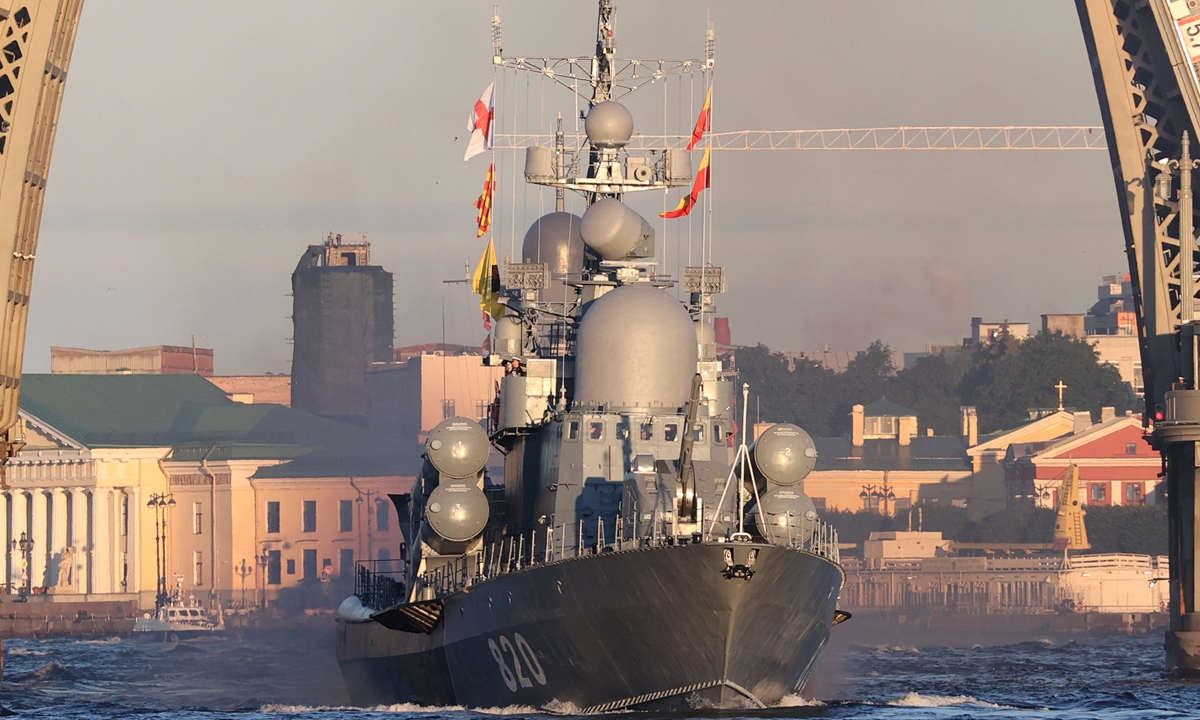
[
  {"x1": 11, "y1": 531, "x2": 33, "y2": 598},
  {"x1": 146, "y1": 493, "x2": 176, "y2": 608},
  {"x1": 234, "y1": 558, "x2": 252, "y2": 608},
  {"x1": 258, "y1": 548, "x2": 271, "y2": 609}
]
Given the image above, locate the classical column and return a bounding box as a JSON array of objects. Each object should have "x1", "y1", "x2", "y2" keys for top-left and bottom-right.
[
  {"x1": 71, "y1": 488, "x2": 89, "y2": 595},
  {"x1": 92, "y1": 489, "x2": 111, "y2": 594},
  {"x1": 125, "y1": 487, "x2": 140, "y2": 596},
  {"x1": 30, "y1": 491, "x2": 48, "y2": 588},
  {"x1": 50, "y1": 489, "x2": 68, "y2": 588},
  {"x1": 9, "y1": 492, "x2": 27, "y2": 590},
  {"x1": 0, "y1": 493, "x2": 8, "y2": 591}
]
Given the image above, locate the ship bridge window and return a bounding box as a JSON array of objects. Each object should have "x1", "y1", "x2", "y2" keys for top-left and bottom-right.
[
  {"x1": 640, "y1": 422, "x2": 654, "y2": 441},
  {"x1": 616, "y1": 421, "x2": 630, "y2": 440},
  {"x1": 587, "y1": 421, "x2": 605, "y2": 442},
  {"x1": 692, "y1": 424, "x2": 704, "y2": 443},
  {"x1": 664, "y1": 423, "x2": 679, "y2": 443},
  {"x1": 713, "y1": 424, "x2": 725, "y2": 444},
  {"x1": 566, "y1": 420, "x2": 580, "y2": 441}
]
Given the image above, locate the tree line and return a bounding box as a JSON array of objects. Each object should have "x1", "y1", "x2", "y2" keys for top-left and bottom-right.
[{"x1": 730, "y1": 330, "x2": 1133, "y2": 437}]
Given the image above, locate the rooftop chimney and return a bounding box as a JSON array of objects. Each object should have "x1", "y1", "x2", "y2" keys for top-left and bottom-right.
[
  {"x1": 851, "y1": 404, "x2": 865, "y2": 447},
  {"x1": 960, "y1": 406, "x2": 978, "y2": 447},
  {"x1": 1101, "y1": 406, "x2": 1116, "y2": 422},
  {"x1": 1073, "y1": 411, "x2": 1092, "y2": 434}
]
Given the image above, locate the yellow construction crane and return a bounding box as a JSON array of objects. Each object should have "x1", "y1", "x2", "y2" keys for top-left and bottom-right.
[
  {"x1": 0, "y1": 1, "x2": 86, "y2": 487},
  {"x1": 1052, "y1": 464, "x2": 1090, "y2": 552}
]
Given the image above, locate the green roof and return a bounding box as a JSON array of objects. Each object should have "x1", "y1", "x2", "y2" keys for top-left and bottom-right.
[
  {"x1": 18, "y1": 374, "x2": 418, "y2": 477},
  {"x1": 863, "y1": 398, "x2": 917, "y2": 418}
]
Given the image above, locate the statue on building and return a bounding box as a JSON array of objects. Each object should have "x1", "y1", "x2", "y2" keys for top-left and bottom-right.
[{"x1": 55, "y1": 547, "x2": 75, "y2": 589}]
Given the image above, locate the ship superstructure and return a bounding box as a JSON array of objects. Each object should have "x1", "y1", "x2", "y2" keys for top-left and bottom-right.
[{"x1": 337, "y1": 2, "x2": 845, "y2": 710}]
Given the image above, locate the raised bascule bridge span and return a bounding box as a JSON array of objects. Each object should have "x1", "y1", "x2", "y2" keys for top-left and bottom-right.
[{"x1": 0, "y1": 0, "x2": 1196, "y2": 676}]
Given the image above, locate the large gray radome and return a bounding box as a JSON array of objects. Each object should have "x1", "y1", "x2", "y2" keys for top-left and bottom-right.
[
  {"x1": 574, "y1": 284, "x2": 697, "y2": 411},
  {"x1": 522, "y1": 211, "x2": 584, "y2": 303},
  {"x1": 585, "y1": 101, "x2": 634, "y2": 148}
]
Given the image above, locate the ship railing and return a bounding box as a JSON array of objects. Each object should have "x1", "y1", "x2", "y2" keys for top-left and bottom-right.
[
  {"x1": 421, "y1": 555, "x2": 472, "y2": 597},
  {"x1": 472, "y1": 513, "x2": 842, "y2": 586},
  {"x1": 354, "y1": 560, "x2": 405, "y2": 610}
]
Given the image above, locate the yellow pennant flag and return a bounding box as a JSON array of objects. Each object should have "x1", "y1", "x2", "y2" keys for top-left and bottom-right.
[{"x1": 472, "y1": 235, "x2": 505, "y2": 329}]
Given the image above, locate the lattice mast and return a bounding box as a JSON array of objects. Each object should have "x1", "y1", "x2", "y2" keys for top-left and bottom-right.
[{"x1": 0, "y1": 1, "x2": 85, "y2": 482}]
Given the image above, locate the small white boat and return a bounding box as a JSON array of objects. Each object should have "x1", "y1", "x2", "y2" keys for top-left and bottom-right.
[{"x1": 132, "y1": 597, "x2": 224, "y2": 640}]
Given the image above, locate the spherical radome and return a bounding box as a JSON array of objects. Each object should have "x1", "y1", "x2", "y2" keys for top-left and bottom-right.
[
  {"x1": 585, "y1": 101, "x2": 634, "y2": 148},
  {"x1": 574, "y1": 284, "x2": 697, "y2": 410}
]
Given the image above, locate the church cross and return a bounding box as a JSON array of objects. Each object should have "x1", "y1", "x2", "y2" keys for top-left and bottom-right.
[{"x1": 1055, "y1": 380, "x2": 1067, "y2": 411}]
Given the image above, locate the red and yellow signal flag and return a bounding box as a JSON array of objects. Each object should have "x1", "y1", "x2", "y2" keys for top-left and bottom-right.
[
  {"x1": 473, "y1": 162, "x2": 496, "y2": 237},
  {"x1": 687, "y1": 86, "x2": 712, "y2": 151},
  {"x1": 661, "y1": 145, "x2": 711, "y2": 219},
  {"x1": 473, "y1": 235, "x2": 505, "y2": 330}
]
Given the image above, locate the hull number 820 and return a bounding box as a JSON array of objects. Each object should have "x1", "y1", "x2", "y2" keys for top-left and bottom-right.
[{"x1": 488, "y1": 633, "x2": 547, "y2": 692}]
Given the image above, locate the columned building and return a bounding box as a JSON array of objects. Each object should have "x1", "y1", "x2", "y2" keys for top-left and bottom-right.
[{"x1": 2, "y1": 374, "x2": 414, "y2": 608}]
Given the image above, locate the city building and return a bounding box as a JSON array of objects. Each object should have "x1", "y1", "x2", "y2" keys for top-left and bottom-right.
[
  {"x1": 1006, "y1": 411, "x2": 1159, "y2": 508},
  {"x1": 207, "y1": 375, "x2": 292, "y2": 405},
  {"x1": 1086, "y1": 274, "x2": 1137, "y2": 336},
  {"x1": 367, "y1": 350, "x2": 504, "y2": 443},
  {"x1": 291, "y1": 233, "x2": 394, "y2": 425},
  {"x1": 803, "y1": 402, "x2": 1110, "y2": 518},
  {"x1": 1042, "y1": 313, "x2": 1086, "y2": 337},
  {"x1": 0, "y1": 374, "x2": 411, "y2": 607},
  {"x1": 51, "y1": 345, "x2": 214, "y2": 377},
  {"x1": 968, "y1": 317, "x2": 1030, "y2": 345}
]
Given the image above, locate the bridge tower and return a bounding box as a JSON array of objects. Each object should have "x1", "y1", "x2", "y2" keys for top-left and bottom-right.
[
  {"x1": 1075, "y1": 0, "x2": 1200, "y2": 674},
  {"x1": 0, "y1": 1, "x2": 84, "y2": 470}
]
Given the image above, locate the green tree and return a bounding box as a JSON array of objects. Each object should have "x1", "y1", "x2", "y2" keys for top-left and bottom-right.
[
  {"x1": 966, "y1": 332, "x2": 1131, "y2": 432},
  {"x1": 886, "y1": 350, "x2": 970, "y2": 436},
  {"x1": 1083, "y1": 505, "x2": 1167, "y2": 555}
]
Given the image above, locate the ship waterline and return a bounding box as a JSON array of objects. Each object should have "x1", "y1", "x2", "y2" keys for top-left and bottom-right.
[{"x1": 338, "y1": 542, "x2": 844, "y2": 710}]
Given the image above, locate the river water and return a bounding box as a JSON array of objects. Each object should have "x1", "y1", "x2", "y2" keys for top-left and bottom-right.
[{"x1": 0, "y1": 624, "x2": 1196, "y2": 719}]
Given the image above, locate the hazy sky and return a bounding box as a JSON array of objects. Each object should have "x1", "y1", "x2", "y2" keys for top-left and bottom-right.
[{"x1": 26, "y1": 0, "x2": 1122, "y2": 374}]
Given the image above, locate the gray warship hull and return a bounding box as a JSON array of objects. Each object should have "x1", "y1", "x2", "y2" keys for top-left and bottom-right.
[{"x1": 337, "y1": 542, "x2": 843, "y2": 711}]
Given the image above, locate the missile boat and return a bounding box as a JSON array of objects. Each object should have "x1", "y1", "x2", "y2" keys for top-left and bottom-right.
[{"x1": 336, "y1": 2, "x2": 846, "y2": 711}]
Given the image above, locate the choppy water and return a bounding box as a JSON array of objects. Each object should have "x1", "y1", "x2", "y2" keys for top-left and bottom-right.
[{"x1": 0, "y1": 624, "x2": 1197, "y2": 719}]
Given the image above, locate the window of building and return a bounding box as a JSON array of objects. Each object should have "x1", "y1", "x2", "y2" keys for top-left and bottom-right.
[
  {"x1": 587, "y1": 421, "x2": 605, "y2": 442},
  {"x1": 1090, "y1": 483, "x2": 1108, "y2": 502},
  {"x1": 121, "y1": 494, "x2": 129, "y2": 536},
  {"x1": 193, "y1": 551, "x2": 204, "y2": 586},
  {"x1": 339, "y1": 500, "x2": 353, "y2": 533},
  {"x1": 1126, "y1": 483, "x2": 1143, "y2": 503},
  {"x1": 615, "y1": 421, "x2": 630, "y2": 440},
  {"x1": 692, "y1": 423, "x2": 704, "y2": 443},
  {"x1": 266, "y1": 501, "x2": 280, "y2": 534},
  {"x1": 442, "y1": 399, "x2": 456, "y2": 420},
  {"x1": 303, "y1": 500, "x2": 317, "y2": 533},
  {"x1": 376, "y1": 499, "x2": 390, "y2": 532},
  {"x1": 303, "y1": 549, "x2": 318, "y2": 580},
  {"x1": 1125, "y1": 443, "x2": 1138, "y2": 455},
  {"x1": 286, "y1": 558, "x2": 296, "y2": 575},
  {"x1": 267, "y1": 550, "x2": 282, "y2": 585},
  {"x1": 664, "y1": 423, "x2": 679, "y2": 443},
  {"x1": 340, "y1": 548, "x2": 355, "y2": 577},
  {"x1": 565, "y1": 420, "x2": 580, "y2": 441},
  {"x1": 712, "y1": 424, "x2": 725, "y2": 444},
  {"x1": 476, "y1": 399, "x2": 489, "y2": 422},
  {"x1": 640, "y1": 422, "x2": 654, "y2": 441},
  {"x1": 193, "y1": 502, "x2": 203, "y2": 535},
  {"x1": 322, "y1": 557, "x2": 333, "y2": 579}
]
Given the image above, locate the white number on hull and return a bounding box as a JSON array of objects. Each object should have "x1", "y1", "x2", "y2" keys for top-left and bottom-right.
[{"x1": 488, "y1": 633, "x2": 547, "y2": 692}]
